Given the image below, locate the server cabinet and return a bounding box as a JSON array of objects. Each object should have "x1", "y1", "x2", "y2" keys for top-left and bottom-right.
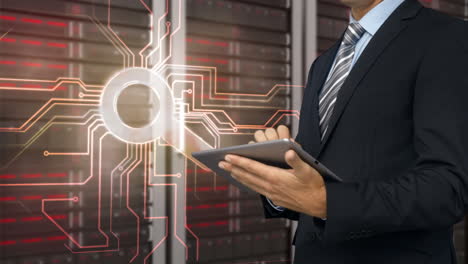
[
  {"x1": 0, "y1": 0, "x2": 194, "y2": 263},
  {"x1": 0, "y1": 0, "x2": 156, "y2": 263},
  {"x1": 184, "y1": 0, "x2": 296, "y2": 263}
]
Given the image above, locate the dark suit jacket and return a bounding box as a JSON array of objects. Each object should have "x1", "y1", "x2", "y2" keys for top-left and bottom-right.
[{"x1": 261, "y1": 0, "x2": 468, "y2": 263}]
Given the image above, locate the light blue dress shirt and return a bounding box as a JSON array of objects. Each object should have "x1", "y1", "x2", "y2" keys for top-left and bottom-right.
[
  {"x1": 268, "y1": 0, "x2": 406, "y2": 213},
  {"x1": 327, "y1": 0, "x2": 406, "y2": 78}
]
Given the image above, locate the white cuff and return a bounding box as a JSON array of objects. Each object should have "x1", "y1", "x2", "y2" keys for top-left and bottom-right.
[
  {"x1": 266, "y1": 198, "x2": 285, "y2": 211},
  {"x1": 268, "y1": 198, "x2": 326, "y2": 219}
]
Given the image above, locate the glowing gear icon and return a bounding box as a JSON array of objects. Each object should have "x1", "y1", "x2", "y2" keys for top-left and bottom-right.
[{"x1": 100, "y1": 67, "x2": 177, "y2": 144}]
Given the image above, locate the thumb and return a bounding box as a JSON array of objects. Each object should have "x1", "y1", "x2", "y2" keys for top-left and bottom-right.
[{"x1": 285, "y1": 150, "x2": 307, "y2": 174}]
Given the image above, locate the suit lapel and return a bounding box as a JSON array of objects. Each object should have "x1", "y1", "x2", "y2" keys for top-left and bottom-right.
[{"x1": 317, "y1": 0, "x2": 422, "y2": 156}]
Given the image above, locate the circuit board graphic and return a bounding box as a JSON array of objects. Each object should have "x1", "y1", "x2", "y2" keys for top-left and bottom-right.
[{"x1": 0, "y1": 0, "x2": 299, "y2": 263}]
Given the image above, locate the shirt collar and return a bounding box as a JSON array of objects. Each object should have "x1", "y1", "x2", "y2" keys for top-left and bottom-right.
[{"x1": 350, "y1": 0, "x2": 406, "y2": 36}]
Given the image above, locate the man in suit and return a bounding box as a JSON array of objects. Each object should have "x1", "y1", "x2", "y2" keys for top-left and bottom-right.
[{"x1": 218, "y1": 0, "x2": 468, "y2": 263}]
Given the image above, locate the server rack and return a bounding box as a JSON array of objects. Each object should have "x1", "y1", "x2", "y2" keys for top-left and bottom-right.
[
  {"x1": 0, "y1": 0, "x2": 154, "y2": 263},
  {"x1": 316, "y1": 0, "x2": 468, "y2": 263},
  {"x1": 184, "y1": 0, "x2": 294, "y2": 263}
]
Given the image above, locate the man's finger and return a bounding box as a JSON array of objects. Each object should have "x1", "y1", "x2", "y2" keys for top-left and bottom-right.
[
  {"x1": 254, "y1": 130, "x2": 268, "y2": 142},
  {"x1": 248, "y1": 141, "x2": 256, "y2": 144},
  {"x1": 225, "y1": 154, "x2": 279, "y2": 182},
  {"x1": 277, "y1": 125, "x2": 290, "y2": 139},
  {"x1": 229, "y1": 165, "x2": 271, "y2": 195},
  {"x1": 220, "y1": 159, "x2": 272, "y2": 196},
  {"x1": 265, "y1": 128, "x2": 279, "y2": 141}
]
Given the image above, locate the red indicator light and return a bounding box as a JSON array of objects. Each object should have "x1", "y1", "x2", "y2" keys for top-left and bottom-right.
[
  {"x1": 21, "y1": 195, "x2": 42, "y2": 200},
  {"x1": 214, "y1": 59, "x2": 228, "y2": 65},
  {"x1": 21, "y1": 18, "x2": 43, "y2": 24},
  {"x1": 47, "y1": 42, "x2": 67, "y2": 48},
  {"x1": 48, "y1": 64, "x2": 67, "y2": 69},
  {"x1": 196, "y1": 39, "x2": 211, "y2": 45},
  {"x1": 0, "y1": 61, "x2": 16, "y2": 65},
  {"x1": 47, "y1": 21, "x2": 67, "y2": 27},
  {"x1": 22, "y1": 173, "x2": 42, "y2": 178},
  {"x1": 50, "y1": 214, "x2": 67, "y2": 220},
  {"x1": 196, "y1": 222, "x2": 211, "y2": 227},
  {"x1": 214, "y1": 220, "x2": 228, "y2": 226},
  {"x1": 197, "y1": 187, "x2": 212, "y2": 192},
  {"x1": 21, "y1": 40, "x2": 42, "y2": 46},
  {"x1": 23, "y1": 62, "x2": 42, "y2": 67},
  {"x1": 55, "y1": 86, "x2": 67, "y2": 91},
  {"x1": 21, "y1": 237, "x2": 43, "y2": 243},
  {"x1": 215, "y1": 186, "x2": 228, "y2": 191},
  {"x1": 0, "y1": 240, "x2": 16, "y2": 246},
  {"x1": 47, "y1": 172, "x2": 67, "y2": 178},
  {"x1": 0, "y1": 174, "x2": 16, "y2": 179},
  {"x1": 0, "y1": 197, "x2": 16, "y2": 201},
  {"x1": 196, "y1": 58, "x2": 212, "y2": 63},
  {"x1": 0, "y1": 38, "x2": 16, "y2": 43},
  {"x1": 0, "y1": 218, "x2": 16, "y2": 224},
  {"x1": 21, "y1": 216, "x2": 43, "y2": 222},
  {"x1": 214, "y1": 41, "x2": 228, "y2": 47},
  {"x1": 47, "y1": 236, "x2": 67, "y2": 241},
  {"x1": 0, "y1": 16, "x2": 16, "y2": 21},
  {"x1": 22, "y1": 84, "x2": 42, "y2": 88}
]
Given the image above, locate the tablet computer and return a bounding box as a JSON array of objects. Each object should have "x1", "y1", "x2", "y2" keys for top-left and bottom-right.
[{"x1": 192, "y1": 139, "x2": 342, "y2": 193}]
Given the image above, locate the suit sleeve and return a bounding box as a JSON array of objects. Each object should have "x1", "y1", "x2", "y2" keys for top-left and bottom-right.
[
  {"x1": 260, "y1": 59, "x2": 318, "y2": 221},
  {"x1": 322, "y1": 23, "x2": 468, "y2": 243}
]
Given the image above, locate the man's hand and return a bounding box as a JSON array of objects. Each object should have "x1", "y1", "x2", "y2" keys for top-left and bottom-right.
[{"x1": 219, "y1": 126, "x2": 327, "y2": 219}]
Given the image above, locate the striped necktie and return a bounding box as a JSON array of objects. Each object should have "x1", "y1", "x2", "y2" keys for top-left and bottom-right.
[{"x1": 319, "y1": 22, "x2": 366, "y2": 140}]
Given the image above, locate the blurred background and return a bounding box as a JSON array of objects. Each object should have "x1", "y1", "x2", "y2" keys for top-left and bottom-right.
[{"x1": 0, "y1": 0, "x2": 466, "y2": 263}]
